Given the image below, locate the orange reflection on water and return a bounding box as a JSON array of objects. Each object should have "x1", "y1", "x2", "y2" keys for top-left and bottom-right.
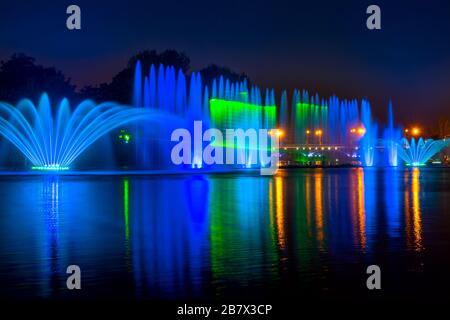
[
  {"x1": 269, "y1": 179, "x2": 274, "y2": 228},
  {"x1": 348, "y1": 168, "x2": 366, "y2": 250},
  {"x1": 275, "y1": 176, "x2": 286, "y2": 249},
  {"x1": 305, "y1": 173, "x2": 312, "y2": 237},
  {"x1": 404, "y1": 168, "x2": 423, "y2": 252},
  {"x1": 314, "y1": 170, "x2": 324, "y2": 245},
  {"x1": 404, "y1": 172, "x2": 411, "y2": 243},
  {"x1": 268, "y1": 179, "x2": 278, "y2": 248},
  {"x1": 412, "y1": 168, "x2": 423, "y2": 252},
  {"x1": 356, "y1": 168, "x2": 366, "y2": 249}
]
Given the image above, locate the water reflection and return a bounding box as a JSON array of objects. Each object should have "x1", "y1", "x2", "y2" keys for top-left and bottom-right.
[
  {"x1": 363, "y1": 168, "x2": 377, "y2": 252},
  {"x1": 348, "y1": 169, "x2": 366, "y2": 250},
  {"x1": 274, "y1": 176, "x2": 286, "y2": 249},
  {"x1": 356, "y1": 168, "x2": 366, "y2": 249},
  {"x1": 123, "y1": 178, "x2": 130, "y2": 242},
  {"x1": 412, "y1": 168, "x2": 423, "y2": 252},
  {"x1": 314, "y1": 170, "x2": 325, "y2": 248},
  {"x1": 305, "y1": 173, "x2": 312, "y2": 237},
  {"x1": 404, "y1": 168, "x2": 423, "y2": 252},
  {"x1": 123, "y1": 178, "x2": 131, "y2": 271},
  {"x1": 0, "y1": 167, "x2": 439, "y2": 300},
  {"x1": 40, "y1": 176, "x2": 62, "y2": 297},
  {"x1": 384, "y1": 168, "x2": 401, "y2": 239},
  {"x1": 209, "y1": 176, "x2": 278, "y2": 296},
  {"x1": 130, "y1": 177, "x2": 210, "y2": 298}
]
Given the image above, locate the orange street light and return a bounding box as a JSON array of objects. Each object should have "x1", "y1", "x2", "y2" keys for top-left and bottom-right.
[
  {"x1": 305, "y1": 129, "x2": 311, "y2": 145},
  {"x1": 268, "y1": 129, "x2": 284, "y2": 137},
  {"x1": 357, "y1": 127, "x2": 366, "y2": 135},
  {"x1": 315, "y1": 129, "x2": 323, "y2": 145},
  {"x1": 350, "y1": 127, "x2": 365, "y2": 135},
  {"x1": 411, "y1": 127, "x2": 420, "y2": 136}
]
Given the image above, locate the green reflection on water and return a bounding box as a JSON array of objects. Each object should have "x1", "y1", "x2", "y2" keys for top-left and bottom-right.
[{"x1": 209, "y1": 176, "x2": 279, "y2": 291}]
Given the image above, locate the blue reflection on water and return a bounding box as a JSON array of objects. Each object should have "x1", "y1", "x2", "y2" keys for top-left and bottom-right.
[
  {"x1": 384, "y1": 168, "x2": 401, "y2": 239},
  {"x1": 0, "y1": 168, "x2": 448, "y2": 300}
]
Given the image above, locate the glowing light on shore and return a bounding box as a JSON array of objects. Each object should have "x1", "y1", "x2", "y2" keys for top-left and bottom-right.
[
  {"x1": 411, "y1": 127, "x2": 420, "y2": 136},
  {"x1": 350, "y1": 127, "x2": 366, "y2": 136},
  {"x1": 118, "y1": 130, "x2": 132, "y2": 143},
  {"x1": 268, "y1": 129, "x2": 284, "y2": 137}
]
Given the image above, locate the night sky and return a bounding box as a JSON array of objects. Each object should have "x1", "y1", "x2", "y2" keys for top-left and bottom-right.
[{"x1": 0, "y1": 0, "x2": 449, "y2": 126}]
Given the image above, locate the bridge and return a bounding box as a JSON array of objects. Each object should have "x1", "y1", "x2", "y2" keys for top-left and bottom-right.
[{"x1": 279, "y1": 144, "x2": 362, "y2": 166}]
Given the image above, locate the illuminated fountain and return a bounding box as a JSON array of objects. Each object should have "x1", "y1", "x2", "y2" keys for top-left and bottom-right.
[
  {"x1": 360, "y1": 99, "x2": 378, "y2": 166},
  {"x1": 397, "y1": 137, "x2": 449, "y2": 166},
  {"x1": 133, "y1": 61, "x2": 401, "y2": 168},
  {"x1": 133, "y1": 62, "x2": 209, "y2": 168},
  {"x1": 132, "y1": 61, "x2": 276, "y2": 169},
  {"x1": 0, "y1": 57, "x2": 442, "y2": 172},
  {"x1": 0, "y1": 93, "x2": 163, "y2": 171},
  {"x1": 383, "y1": 102, "x2": 401, "y2": 166},
  {"x1": 289, "y1": 91, "x2": 360, "y2": 145}
]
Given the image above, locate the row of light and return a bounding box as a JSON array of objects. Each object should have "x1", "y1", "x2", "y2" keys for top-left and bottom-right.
[
  {"x1": 270, "y1": 126, "x2": 421, "y2": 143},
  {"x1": 284, "y1": 146, "x2": 340, "y2": 151},
  {"x1": 274, "y1": 127, "x2": 419, "y2": 138},
  {"x1": 305, "y1": 127, "x2": 366, "y2": 136}
]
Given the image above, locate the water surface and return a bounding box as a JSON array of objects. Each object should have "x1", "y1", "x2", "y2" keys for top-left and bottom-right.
[{"x1": 0, "y1": 168, "x2": 448, "y2": 301}]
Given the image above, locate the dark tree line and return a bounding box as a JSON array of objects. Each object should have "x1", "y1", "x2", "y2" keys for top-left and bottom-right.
[
  {"x1": 0, "y1": 53, "x2": 76, "y2": 103},
  {"x1": 199, "y1": 64, "x2": 249, "y2": 88},
  {"x1": 0, "y1": 50, "x2": 250, "y2": 106}
]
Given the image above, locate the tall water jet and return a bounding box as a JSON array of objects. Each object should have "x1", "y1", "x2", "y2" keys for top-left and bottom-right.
[
  {"x1": 397, "y1": 137, "x2": 449, "y2": 166},
  {"x1": 360, "y1": 99, "x2": 377, "y2": 166},
  {"x1": 279, "y1": 90, "x2": 288, "y2": 134},
  {"x1": 383, "y1": 101, "x2": 401, "y2": 166},
  {"x1": 289, "y1": 90, "x2": 361, "y2": 146},
  {"x1": 132, "y1": 61, "x2": 281, "y2": 170},
  {"x1": 133, "y1": 61, "x2": 142, "y2": 107},
  {"x1": 130, "y1": 60, "x2": 397, "y2": 169},
  {"x1": 133, "y1": 62, "x2": 195, "y2": 169},
  {"x1": 0, "y1": 94, "x2": 158, "y2": 170}
]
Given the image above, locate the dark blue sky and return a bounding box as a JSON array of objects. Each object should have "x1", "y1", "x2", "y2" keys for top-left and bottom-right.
[{"x1": 1, "y1": 0, "x2": 449, "y2": 125}]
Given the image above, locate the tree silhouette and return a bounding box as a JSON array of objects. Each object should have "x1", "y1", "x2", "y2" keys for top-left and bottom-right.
[
  {"x1": 438, "y1": 118, "x2": 449, "y2": 138},
  {"x1": 79, "y1": 51, "x2": 251, "y2": 104},
  {"x1": 0, "y1": 53, "x2": 76, "y2": 103},
  {"x1": 82, "y1": 49, "x2": 191, "y2": 104},
  {"x1": 0, "y1": 51, "x2": 251, "y2": 107},
  {"x1": 199, "y1": 64, "x2": 250, "y2": 88},
  {"x1": 127, "y1": 49, "x2": 190, "y2": 74}
]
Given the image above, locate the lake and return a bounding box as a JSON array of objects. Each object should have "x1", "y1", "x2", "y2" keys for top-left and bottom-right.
[{"x1": 0, "y1": 167, "x2": 449, "y2": 301}]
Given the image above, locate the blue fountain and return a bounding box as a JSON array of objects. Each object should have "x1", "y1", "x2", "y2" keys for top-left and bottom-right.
[
  {"x1": 0, "y1": 93, "x2": 158, "y2": 171},
  {"x1": 360, "y1": 99, "x2": 378, "y2": 166},
  {"x1": 2, "y1": 60, "x2": 441, "y2": 172},
  {"x1": 383, "y1": 102, "x2": 401, "y2": 166},
  {"x1": 397, "y1": 137, "x2": 449, "y2": 167}
]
